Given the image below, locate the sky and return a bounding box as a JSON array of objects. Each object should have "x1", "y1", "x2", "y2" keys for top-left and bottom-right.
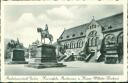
[{"x1": 4, "y1": 5, "x2": 123, "y2": 47}]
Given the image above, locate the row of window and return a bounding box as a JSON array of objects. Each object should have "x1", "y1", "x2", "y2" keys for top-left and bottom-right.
[
  {"x1": 60, "y1": 32, "x2": 84, "y2": 39},
  {"x1": 89, "y1": 24, "x2": 96, "y2": 29},
  {"x1": 88, "y1": 30, "x2": 97, "y2": 37},
  {"x1": 64, "y1": 40, "x2": 83, "y2": 49},
  {"x1": 102, "y1": 25, "x2": 113, "y2": 31},
  {"x1": 61, "y1": 25, "x2": 114, "y2": 40},
  {"x1": 88, "y1": 37, "x2": 99, "y2": 46},
  {"x1": 64, "y1": 37, "x2": 99, "y2": 48},
  {"x1": 61, "y1": 30, "x2": 98, "y2": 40}
]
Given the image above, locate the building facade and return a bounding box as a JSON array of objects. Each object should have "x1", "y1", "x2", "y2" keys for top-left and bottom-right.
[{"x1": 57, "y1": 13, "x2": 123, "y2": 63}]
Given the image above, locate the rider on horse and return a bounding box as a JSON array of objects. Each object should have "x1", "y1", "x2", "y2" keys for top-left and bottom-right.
[
  {"x1": 44, "y1": 24, "x2": 49, "y2": 35},
  {"x1": 37, "y1": 24, "x2": 53, "y2": 44}
]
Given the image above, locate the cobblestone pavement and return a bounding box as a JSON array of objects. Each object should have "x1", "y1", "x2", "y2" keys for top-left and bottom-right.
[{"x1": 5, "y1": 61, "x2": 123, "y2": 75}]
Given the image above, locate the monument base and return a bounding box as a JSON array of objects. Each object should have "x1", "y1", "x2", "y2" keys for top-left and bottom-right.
[
  {"x1": 9, "y1": 61, "x2": 28, "y2": 64},
  {"x1": 27, "y1": 44, "x2": 66, "y2": 68},
  {"x1": 27, "y1": 62, "x2": 65, "y2": 69},
  {"x1": 9, "y1": 49, "x2": 28, "y2": 64}
]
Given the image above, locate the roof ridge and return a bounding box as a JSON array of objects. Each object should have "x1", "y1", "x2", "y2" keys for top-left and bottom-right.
[
  {"x1": 65, "y1": 23, "x2": 89, "y2": 31},
  {"x1": 65, "y1": 12, "x2": 123, "y2": 31},
  {"x1": 96, "y1": 12, "x2": 123, "y2": 22}
]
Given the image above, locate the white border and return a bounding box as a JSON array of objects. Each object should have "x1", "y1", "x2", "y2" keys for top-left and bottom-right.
[{"x1": 1, "y1": 0, "x2": 127, "y2": 82}]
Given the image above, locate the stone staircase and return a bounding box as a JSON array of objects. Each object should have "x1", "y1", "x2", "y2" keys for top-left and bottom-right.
[
  {"x1": 64, "y1": 55, "x2": 75, "y2": 62},
  {"x1": 58, "y1": 55, "x2": 66, "y2": 61},
  {"x1": 85, "y1": 52, "x2": 95, "y2": 62},
  {"x1": 89, "y1": 52, "x2": 97, "y2": 62}
]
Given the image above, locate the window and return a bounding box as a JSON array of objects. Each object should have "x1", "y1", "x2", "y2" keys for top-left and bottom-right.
[
  {"x1": 70, "y1": 43, "x2": 72, "y2": 49},
  {"x1": 70, "y1": 41, "x2": 75, "y2": 49},
  {"x1": 94, "y1": 25, "x2": 96, "y2": 28},
  {"x1": 73, "y1": 43, "x2": 76, "y2": 48},
  {"x1": 67, "y1": 35, "x2": 69, "y2": 38},
  {"x1": 88, "y1": 30, "x2": 99, "y2": 47},
  {"x1": 117, "y1": 33, "x2": 123, "y2": 44},
  {"x1": 92, "y1": 25, "x2": 94, "y2": 28},
  {"x1": 90, "y1": 24, "x2": 96, "y2": 29},
  {"x1": 89, "y1": 38, "x2": 91, "y2": 46},
  {"x1": 72, "y1": 34, "x2": 75, "y2": 37},
  {"x1": 104, "y1": 34, "x2": 116, "y2": 46},
  {"x1": 64, "y1": 43, "x2": 68, "y2": 49},
  {"x1": 91, "y1": 38, "x2": 94, "y2": 46},
  {"x1": 102, "y1": 27, "x2": 105, "y2": 31},
  {"x1": 77, "y1": 39, "x2": 83, "y2": 48},
  {"x1": 108, "y1": 25, "x2": 112, "y2": 29},
  {"x1": 94, "y1": 32, "x2": 97, "y2": 36},
  {"x1": 67, "y1": 43, "x2": 70, "y2": 49},
  {"x1": 95, "y1": 37, "x2": 99, "y2": 46},
  {"x1": 90, "y1": 26, "x2": 91, "y2": 29},
  {"x1": 60, "y1": 37, "x2": 63, "y2": 39},
  {"x1": 80, "y1": 32, "x2": 83, "y2": 35}
]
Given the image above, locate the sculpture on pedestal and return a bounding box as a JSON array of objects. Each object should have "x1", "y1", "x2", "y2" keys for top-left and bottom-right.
[
  {"x1": 7, "y1": 38, "x2": 28, "y2": 64},
  {"x1": 27, "y1": 24, "x2": 65, "y2": 68}
]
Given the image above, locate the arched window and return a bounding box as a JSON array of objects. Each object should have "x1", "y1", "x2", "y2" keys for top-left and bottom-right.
[
  {"x1": 91, "y1": 38, "x2": 94, "y2": 46},
  {"x1": 67, "y1": 43, "x2": 70, "y2": 49},
  {"x1": 104, "y1": 34, "x2": 116, "y2": 47},
  {"x1": 95, "y1": 37, "x2": 99, "y2": 46},
  {"x1": 81, "y1": 41, "x2": 83, "y2": 47},
  {"x1": 93, "y1": 38, "x2": 96, "y2": 46},
  {"x1": 117, "y1": 33, "x2": 123, "y2": 44},
  {"x1": 117, "y1": 32, "x2": 123, "y2": 58},
  {"x1": 88, "y1": 30, "x2": 98, "y2": 47},
  {"x1": 73, "y1": 43, "x2": 76, "y2": 48},
  {"x1": 64, "y1": 43, "x2": 68, "y2": 49},
  {"x1": 70, "y1": 43, "x2": 72, "y2": 49},
  {"x1": 117, "y1": 32, "x2": 123, "y2": 50},
  {"x1": 88, "y1": 38, "x2": 91, "y2": 46},
  {"x1": 70, "y1": 41, "x2": 75, "y2": 49},
  {"x1": 71, "y1": 43, "x2": 73, "y2": 49},
  {"x1": 94, "y1": 32, "x2": 97, "y2": 36},
  {"x1": 77, "y1": 39, "x2": 83, "y2": 48}
]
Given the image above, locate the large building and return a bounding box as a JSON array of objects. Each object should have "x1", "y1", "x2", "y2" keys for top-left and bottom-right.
[{"x1": 57, "y1": 13, "x2": 123, "y2": 63}]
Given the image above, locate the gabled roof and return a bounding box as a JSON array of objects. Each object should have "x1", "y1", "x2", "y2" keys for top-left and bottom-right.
[
  {"x1": 58, "y1": 23, "x2": 89, "y2": 41},
  {"x1": 97, "y1": 13, "x2": 123, "y2": 32},
  {"x1": 58, "y1": 12, "x2": 123, "y2": 41}
]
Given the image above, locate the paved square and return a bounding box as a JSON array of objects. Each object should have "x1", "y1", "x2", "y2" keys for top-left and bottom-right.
[{"x1": 5, "y1": 61, "x2": 123, "y2": 75}]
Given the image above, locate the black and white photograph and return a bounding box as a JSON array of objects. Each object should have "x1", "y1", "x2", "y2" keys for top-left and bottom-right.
[{"x1": 1, "y1": 1, "x2": 127, "y2": 82}]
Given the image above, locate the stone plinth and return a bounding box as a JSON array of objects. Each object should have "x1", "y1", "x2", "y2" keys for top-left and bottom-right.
[
  {"x1": 104, "y1": 47, "x2": 118, "y2": 64},
  {"x1": 27, "y1": 44, "x2": 66, "y2": 68},
  {"x1": 10, "y1": 49, "x2": 28, "y2": 64}
]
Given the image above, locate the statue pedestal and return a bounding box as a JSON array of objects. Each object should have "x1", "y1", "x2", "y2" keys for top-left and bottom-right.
[
  {"x1": 10, "y1": 49, "x2": 28, "y2": 64},
  {"x1": 104, "y1": 46, "x2": 118, "y2": 64},
  {"x1": 27, "y1": 44, "x2": 65, "y2": 68}
]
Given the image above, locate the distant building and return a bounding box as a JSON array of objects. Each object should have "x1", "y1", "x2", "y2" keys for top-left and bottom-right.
[{"x1": 57, "y1": 13, "x2": 123, "y2": 62}]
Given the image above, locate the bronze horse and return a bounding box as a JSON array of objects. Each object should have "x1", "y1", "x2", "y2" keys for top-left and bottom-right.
[{"x1": 37, "y1": 24, "x2": 53, "y2": 44}]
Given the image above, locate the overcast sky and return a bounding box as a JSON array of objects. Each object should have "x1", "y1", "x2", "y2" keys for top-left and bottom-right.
[{"x1": 4, "y1": 5, "x2": 123, "y2": 47}]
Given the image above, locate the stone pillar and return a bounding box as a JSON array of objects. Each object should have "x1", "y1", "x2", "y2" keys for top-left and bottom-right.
[{"x1": 27, "y1": 44, "x2": 66, "y2": 68}]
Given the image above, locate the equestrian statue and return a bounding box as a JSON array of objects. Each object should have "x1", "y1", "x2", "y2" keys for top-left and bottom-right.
[{"x1": 37, "y1": 24, "x2": 53, "y2": 44}]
